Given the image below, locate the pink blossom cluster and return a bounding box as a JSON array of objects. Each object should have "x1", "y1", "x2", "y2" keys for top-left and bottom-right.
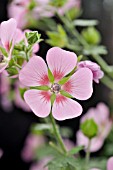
[
  {"x1": 76, "y1": 103, "x2": 112, "y2": 152},
  {"x1": 8, "y1": 0, "x2": 81, "y2": 29}
]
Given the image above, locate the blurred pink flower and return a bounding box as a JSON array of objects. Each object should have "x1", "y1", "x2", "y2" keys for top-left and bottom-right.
[
  {"x1": 8, "y1": 0, "x2": 54, "y2": 29},
  {"x1": 0, "y1": 72, "x2": 13, "y2": 112},
  {"x1": 19, "y1": 47, "x2": 93, "y2": 120},
  {"x1": 78, "y1": 61, "x2": 104, "y2": 83},
  {"x1": 0, "y1": 18, "x2": 22, "y2": 73},
  {"x1": 14, "y1": 81, "x2": 31, "y2": 112},
  {"x1": 0, "y1": 149, "x2": 3, "y2": 158},
  {"x1": 107, "y1": 157, "x2": 113, "y2": 170},
  {"x1": 30, "y1": 158, "x2": 50, "y2": 170},
  {"x1": 76, "y1": 103, "x2": 112, "y2": 152},
  {"x1": 63, "y1": 138, "x2": 74, "y2": 151},
  {"x1": 21, "y1": 134, "x2": 45, "y2": 162}
]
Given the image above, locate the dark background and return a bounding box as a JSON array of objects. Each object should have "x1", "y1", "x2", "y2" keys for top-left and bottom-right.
[{"x1": 0, "y1": 0, "x2": 113, "y2": 169}]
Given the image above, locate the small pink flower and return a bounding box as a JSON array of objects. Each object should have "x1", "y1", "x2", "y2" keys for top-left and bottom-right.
[
  {"x1": 0, "y1": 18, "x2": 22, "y2": 73},
  {"x1": 21, "y1": 134, "x2": 45, "y2": 162},
  {"x1": 78, "y1": 61, "x2": 104, "y2": 83},
  {"x1": 107, "y1": 157, "x2": 113, "y2": 170},
  {"x1": 19, "y1": 47, "x2": 93, "y2": 120},
  {"x1": 76, "y1": 103, "x2": 112, "y2": 152}
]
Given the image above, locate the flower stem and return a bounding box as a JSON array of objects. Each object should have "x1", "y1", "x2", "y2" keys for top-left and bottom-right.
[
  {"x1": 50, "y1": 112, "x2": 67, "y2": 154},
  {"x1": 85, "y1": 139, "x2": 91, "y2": 170}
]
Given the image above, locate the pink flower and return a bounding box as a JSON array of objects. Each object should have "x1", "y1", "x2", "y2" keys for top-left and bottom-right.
[
  {"x1": 0, "y1": 72, "x2": 13, "y2": 112},
  {"x1": 14, "y1": 81, "x2": 31, "y2": 112},
  {"x1": 19, "y1": 47, "x2": 93, "y2": 120},
  {"x1": 76, "y1": 103, "x2": 112, "y2": 152},
  {"x1": 8, "y1": 0, "x2": 54, "y2": 29},
  {"x1": 0, "y1": 18, "x2": 22, "y2": 73},
  {"x1": 21, "y1": 134, "x2": 45, "y2": 162},
  {"x1": 78, "y1": 61, "x2": 104, "y2": 83},
  {"x1": 30, "y1": 158, "x2": 50, "y2": 170},
  {"x1": 107, "y1": 157, "x2": 113, "y2": 170}
]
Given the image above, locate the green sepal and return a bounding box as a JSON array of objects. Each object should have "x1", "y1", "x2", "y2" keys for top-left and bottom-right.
[
  {"x1": 68, "y1": 146, "x2": 84, "y2": 155},
  {"x1": 48, "y1": 68, "x2": 54, "y2": 83},
  {"x1": 51, "y1": 93, "x2": 56, "y2": 106},
  {"x1": 60, "y1": 90, "x2": 73, "y2": 98},
  {"x1": 0, "y1": 46, "x2": 8, "y2": 57},
  {"x1": 80, "y1": 119, "x2": 98, "y2": 139},
  {"x1": 31, "y1": 86, "x2": 50, "y2": 91},
  {"x1": 19, "y1": 88, "x2": 27, "y2": 100},
  {"x1": 58, "y1": 76, "x2": 70, "y2": 85},
  {"x1": 6, "y1": 67, "x2": 18, "y2": 76},
  {"x1": 25, "y1": 31, "x2": 42, "y2": 45},
  {"x1": 77, "y1": 55, "x2": 83, "y2": 62}
]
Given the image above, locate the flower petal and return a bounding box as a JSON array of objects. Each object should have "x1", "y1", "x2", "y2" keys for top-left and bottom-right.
[
  {"x1": 24, "y1": 90, "x2": 51, "y2": 118},
  {"x1": 107, "y1": 157, "x2": 113, "y2": 170},
  {"x1": 52, "y1": 95, "x2": 82, "y2": 120},
  {"x1": 63, "y1": 68, "x2": 93, "y2": 100},
  {"x1": 46, "y1": 47, "x2": 77, "y2": 81},
  {"x1": 0, "y1": 18, "x2": 17, "y2": 50},
  {"x1": 76, "y1": 131, "x2": 104, "y2": 152},
  {"x1": 19, "y1": 56, "x2": 49, "y2": 87}
]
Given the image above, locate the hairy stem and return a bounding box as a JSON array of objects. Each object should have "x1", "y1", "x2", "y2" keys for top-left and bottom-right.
[
  {"x1": 50, "y1": 112, "x2": 67, "y2": 154},
  {"x1": 85, "y1": 139, "x2": 91, "y2": 170}
]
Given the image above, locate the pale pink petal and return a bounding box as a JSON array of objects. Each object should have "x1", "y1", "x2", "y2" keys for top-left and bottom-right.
[
  {"x1": 14, "y1": 28, "x2": 24, "y2": 43},
  {"x1": 19, "y1": 56, "x2": 49, "y2": 87},
  {"x1": 76, "y1": 131, "x2": 104, "y2": 152},
  {"x1": 0, "y1": 18, "x2": 17, "y2": 50},
  {"x1": 33, "y1": 44, "x2": 39, "y2": 53},
  {"x1": 107, "y1": 157, "x2": 113, "y2": 170},
  {"x1": 63, "y1": 68, "x2": 93, "y2": 100},
  {"x1": 46, "y1": 47, "x2": 77, "y2": 81},
  {"x1": 52, "y1": 95, "x2": 82, "y2": 120},
  {"x1": 96, "y1": 103, "x2": 110, "y2": 121},
  {"x1": 24, "y1": 90, "x2": 51, "y2": 118}
]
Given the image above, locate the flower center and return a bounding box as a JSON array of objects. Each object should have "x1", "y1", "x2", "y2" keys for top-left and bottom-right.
[
  {"x1": 51, "y1": 83, "x2": 61, "y2": 94},
  {"x1": 0, "y1": 55, "x2": 4, "y2": 63}
]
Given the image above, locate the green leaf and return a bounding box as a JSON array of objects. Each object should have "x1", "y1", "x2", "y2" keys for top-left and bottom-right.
[
  {"x1": 60, "y1": 127, "x2": 73, "y2": 138},
  {"x1": 0, "y1": 46, "x2": 8, "y2": 57},
  {"x1": 68, "y1": 146, "x2": 84, "y2": 155},
  {"x1": 77, "y1": 55, "x2": 83, "y2": 62},
  {"x1": 48, "y1": 68, "x2": 54, "y2": 83},
  {"x1": 25, "y1": 31, "x2": 42, "y2": 45},
  {"x1": 74, "y1": 19, "x2": 99, "y2": 27},
  {"x1": 60, "y1": 90, "x2": 73, "y2": 98},
  {"x1": 80, "y1": 119, "x2": 98, "y2": 139},
  {"x1": 48, "y1": 155, "x2": 79, "y2": 170},
  {"x1": 7, "y1": 67, "x2": 18, "y2": 76},
  {"x1": 66, "y1": 7, "x2": 82, "y2": 20},
  {"x1": 31, "y1": 123, "x2": 53, "y2": 135},
  {"x1": 46, "y1": 25, "x2": 68, "y2": 48},
  {"x1": 51, "y1": 93, "x2": 56, "y2": 106},
  {"x1": 31, "y1": 86, "x2": 50, "y2": 91},
  {"x1": 50, "y1": 0, "x2": 67, "y2": 7},
  {"x1": 83, "y1": 45, "x2": 107, "y2": 56},
  {"x1": 58, "y1": 76, "x2": 70, "y2": 85},
  {"x1": 19, "y1": 88, "x2": 27, "y2": 99},
  {"x1": 82, "y1": 27, "x2": 101, "y2": 45}
]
